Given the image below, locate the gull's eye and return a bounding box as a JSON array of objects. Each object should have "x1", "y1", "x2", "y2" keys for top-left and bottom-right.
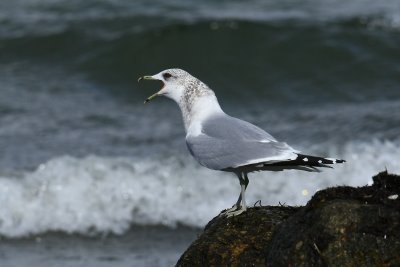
[{"x1": 163, "y1": 73, "x2": 172, "y2": 79}]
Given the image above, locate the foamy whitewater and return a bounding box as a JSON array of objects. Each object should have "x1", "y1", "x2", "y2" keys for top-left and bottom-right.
[{"x1": 0, "y1": 140, "x2": 398, "y2": 238}]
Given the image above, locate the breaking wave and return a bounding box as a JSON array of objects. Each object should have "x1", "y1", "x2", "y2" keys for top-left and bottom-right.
[{"x1": 0, "y1": 140, "x2": 398, "y2": 238}]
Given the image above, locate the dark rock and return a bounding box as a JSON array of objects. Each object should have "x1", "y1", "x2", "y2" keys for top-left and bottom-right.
[
  {"x1": 176, "y1": 205, "x2": 299, "y2": 267},
  {"x1": 176, "y1": 171, "x2": 400, "y2": 267}
]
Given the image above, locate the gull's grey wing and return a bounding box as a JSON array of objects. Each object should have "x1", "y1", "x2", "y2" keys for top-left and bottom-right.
[
  {"x1": 186, "y1": 115, "x2": 298, "y2": 170},
  {"x1": 200, "y1": 114, "x2": 277, "y2": 142}
]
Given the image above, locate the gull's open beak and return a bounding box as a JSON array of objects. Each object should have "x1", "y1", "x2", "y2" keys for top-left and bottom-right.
[{"x1": 138, "y1": 75, "x2": 163, "y2": 104}]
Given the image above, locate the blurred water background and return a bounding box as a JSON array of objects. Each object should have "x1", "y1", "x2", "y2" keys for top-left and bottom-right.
[{"x1": 1, "y1": 0, "x2": 400, "y2": 266}]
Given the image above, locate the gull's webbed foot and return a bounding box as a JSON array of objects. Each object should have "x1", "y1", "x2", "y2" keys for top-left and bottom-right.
[
  {"x1": 225, "y1": 205, "x2": 247, "y2": 217},
  {"x1": 219, "y1": 204, "x2": 239, "y2": 216},
  {"x1": 220, "y1": 205, "x2": 247, "y2": 217}
]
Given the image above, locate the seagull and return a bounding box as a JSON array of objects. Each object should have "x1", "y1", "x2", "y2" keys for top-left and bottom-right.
[{"x1": 138, "y1": 68, "x2": 345, "y2": 217}]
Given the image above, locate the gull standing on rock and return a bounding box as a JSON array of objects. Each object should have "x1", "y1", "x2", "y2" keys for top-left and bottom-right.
[{"x1": 138, "y1": 68, "x2": 345, "y2": 217}]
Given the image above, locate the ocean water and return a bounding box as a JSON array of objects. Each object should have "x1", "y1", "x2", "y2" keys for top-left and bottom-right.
[{"x1": 1, "y1": 0, "x2": 400, "y2": 266}]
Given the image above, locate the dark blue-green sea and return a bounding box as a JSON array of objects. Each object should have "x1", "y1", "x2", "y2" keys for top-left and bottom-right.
[{"x1": 1, "y1": 0, "x2": 400, "y2": 266}]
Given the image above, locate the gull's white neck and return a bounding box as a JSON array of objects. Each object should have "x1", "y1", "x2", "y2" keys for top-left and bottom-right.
[{"x1": 179, "y1": 94, "x2": 224, "y2": 134}]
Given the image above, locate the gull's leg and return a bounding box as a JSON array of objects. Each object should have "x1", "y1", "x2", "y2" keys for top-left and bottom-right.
[
  {"x1": 232, "y1": 173, "x2": 247, "y2": 209},
  {"x1": 241, "y1": 173, "x2": 249, "y2": 208},
  {"x1": 231, "y1": 173, "x2": 249, "y2": 209},
  {"x1": 225, "y1": 172, "x2": 249, "y2": 217},
  {"x1": 220, "y1": 173, "x2": 244, "y2": 215}
]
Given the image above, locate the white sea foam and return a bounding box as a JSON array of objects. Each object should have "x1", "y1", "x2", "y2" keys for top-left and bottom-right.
[{"x1": 0, "y1": 140, "x2": 399, "y2": 238}]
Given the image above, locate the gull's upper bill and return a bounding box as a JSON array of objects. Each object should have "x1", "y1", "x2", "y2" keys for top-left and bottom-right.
[{"x1": 138, "y1": 68, "x2": 345, "y2": 217}]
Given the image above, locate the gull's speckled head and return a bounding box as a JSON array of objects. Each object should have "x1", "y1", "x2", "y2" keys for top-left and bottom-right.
[{"x1": 139, "y1": 68, "x2": 192, "y2": 104}]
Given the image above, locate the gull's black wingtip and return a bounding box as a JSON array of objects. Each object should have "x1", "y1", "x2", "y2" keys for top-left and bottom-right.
[{"x1": 294, "y1": 154, "x2": 346, "y2": 166}]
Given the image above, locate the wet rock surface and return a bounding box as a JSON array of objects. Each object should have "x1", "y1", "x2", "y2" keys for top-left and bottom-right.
[{"x1": 176, "y1": 171, "x2": 400, "y2": 267}]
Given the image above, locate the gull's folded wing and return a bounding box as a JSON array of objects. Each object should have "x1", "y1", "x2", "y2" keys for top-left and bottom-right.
[{"x1": 186, "y1": 115, "x2": 298, "y2": 170}]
